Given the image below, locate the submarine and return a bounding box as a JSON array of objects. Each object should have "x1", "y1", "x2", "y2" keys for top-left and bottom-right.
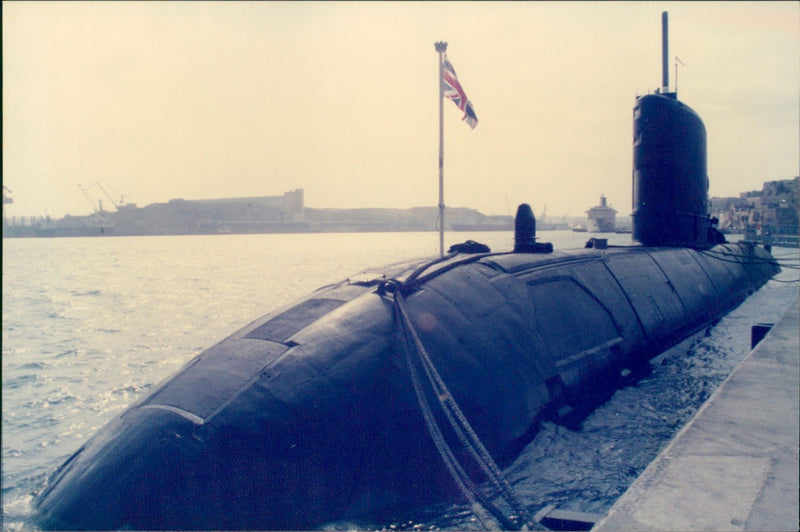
[{"x1": 34, "y1": 13, "x2": 780, "y2": 531}]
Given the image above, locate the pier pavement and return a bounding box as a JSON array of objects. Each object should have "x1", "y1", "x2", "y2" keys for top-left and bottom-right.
[{"x1": 594, "y1": 297, "x2": 799, "y2": 531}]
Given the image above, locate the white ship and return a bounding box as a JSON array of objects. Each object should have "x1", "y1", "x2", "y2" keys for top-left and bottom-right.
[{"x1": 586, "y1": 195, "x2": 617, "y2": 233}]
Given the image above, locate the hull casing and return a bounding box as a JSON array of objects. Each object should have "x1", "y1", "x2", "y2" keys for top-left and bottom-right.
[{"x1": 34, "y1": 242, "x2": 778, "y2": 530}]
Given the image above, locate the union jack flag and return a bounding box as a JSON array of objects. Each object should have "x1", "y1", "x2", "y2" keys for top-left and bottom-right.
[{"x1": 442, "y1": 55, "x2": 478, "y2": 129}]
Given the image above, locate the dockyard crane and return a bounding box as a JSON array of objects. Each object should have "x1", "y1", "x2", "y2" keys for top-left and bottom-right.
[
  {"x1": 96, "y1": 181, "x2": 130, "y2": 210},
  {"x1": 78, "y1": 184, "x2": 99, "y2": 213},
  {"x1": 95, "y1": 182, "x2": 121, "y2": 210},
  {"x1": 2, "y1": 186, "x2": 12, "y2": 221}
]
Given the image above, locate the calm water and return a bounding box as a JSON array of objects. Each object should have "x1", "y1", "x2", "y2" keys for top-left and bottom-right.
[{"x1": 2, "y1": 231, "x2": 798, "y2": 530}]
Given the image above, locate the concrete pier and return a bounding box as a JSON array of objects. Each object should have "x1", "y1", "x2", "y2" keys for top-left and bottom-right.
[{"x1": 594, "y1": 297, "x2": 799, "y2": 531}]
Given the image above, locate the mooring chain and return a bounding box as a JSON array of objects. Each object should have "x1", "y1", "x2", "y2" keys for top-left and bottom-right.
[{"x1": 381, "y1": 278, "x2": 540, "y2": 531}]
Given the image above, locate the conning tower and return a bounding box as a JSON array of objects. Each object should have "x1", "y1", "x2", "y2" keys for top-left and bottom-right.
[{"x1": 632, "y1": 12, "x2": 713, "y2": 248}]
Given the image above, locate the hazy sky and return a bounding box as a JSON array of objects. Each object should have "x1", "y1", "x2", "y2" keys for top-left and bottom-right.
[{"x1": 3, "y1": 1, "x2": 798, "y2": 219}]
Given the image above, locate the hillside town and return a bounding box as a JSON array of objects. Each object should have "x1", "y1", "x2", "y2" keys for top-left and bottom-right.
[{"x1": 710, "y1": 176, "x2": 799, "y2": 236}]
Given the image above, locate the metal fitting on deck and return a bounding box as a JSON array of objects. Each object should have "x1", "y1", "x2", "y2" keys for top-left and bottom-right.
[{"x1": 514, "y1": 203, "x2": 553, "y2": 253}]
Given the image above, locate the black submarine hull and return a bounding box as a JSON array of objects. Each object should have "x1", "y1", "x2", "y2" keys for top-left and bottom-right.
[{"x1": 34, "y1": 242, "x2": 778, "y2": 530}]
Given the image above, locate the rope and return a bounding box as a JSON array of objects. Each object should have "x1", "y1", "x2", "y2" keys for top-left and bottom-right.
[
  {"x1": 698, "y1": 247, "x2": 797, "y2": 268},
  {"x1": 384, "y1": 278, "x2": 539, "y2": 531},
  {"x1": 397, "y1": 302, "x2": 505, "y2": 531}
]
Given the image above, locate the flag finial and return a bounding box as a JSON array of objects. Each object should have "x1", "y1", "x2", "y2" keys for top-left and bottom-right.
[{"x1": 435, "y1": 41, "x2": 448, "y2": 53}]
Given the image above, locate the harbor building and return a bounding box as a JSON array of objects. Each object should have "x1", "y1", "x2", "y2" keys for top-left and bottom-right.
[{"x1": 711, "y1": 177, "x2": 798, "y2": 237}]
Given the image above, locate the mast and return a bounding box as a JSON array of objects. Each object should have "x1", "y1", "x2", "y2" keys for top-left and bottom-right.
[
  {"x1": 661, "y1": 11, "x2": 669, "y2": 92},
  {"x1": 435, "y1": 41, "x2": 447, "y2": 257}
]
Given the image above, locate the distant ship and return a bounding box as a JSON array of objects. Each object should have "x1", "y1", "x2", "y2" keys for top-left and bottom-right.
[{"x1": 586, "y1": 195, "x2": 617, "y2": 233}]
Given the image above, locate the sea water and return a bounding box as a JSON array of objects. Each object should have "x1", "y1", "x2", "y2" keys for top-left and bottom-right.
[{"x1": 2, "y1": 231, "x2": 797, "y2": 530}]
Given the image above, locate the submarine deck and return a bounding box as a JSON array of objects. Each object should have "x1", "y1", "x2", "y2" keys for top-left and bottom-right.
[{"x1": 593, "y1": 297, "x2": 799, "y2": 531}]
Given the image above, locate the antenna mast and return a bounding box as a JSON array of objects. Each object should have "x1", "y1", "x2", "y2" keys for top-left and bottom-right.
[{"x1": 661, "y1": 11, "x2": 669, "y2": 92}]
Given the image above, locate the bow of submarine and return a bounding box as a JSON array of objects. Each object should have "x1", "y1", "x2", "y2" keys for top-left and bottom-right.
[{"x1": 34, "y1": 282, "x2": 419, "y2": 529}]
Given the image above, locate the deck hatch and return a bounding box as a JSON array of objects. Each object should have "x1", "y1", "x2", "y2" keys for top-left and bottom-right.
[
  {"x1": 244, "y1": 298, "x2": 345, "y2": 343},
  {"x1": 139, "y1": 339, "x2": 288, "y2": 421}
]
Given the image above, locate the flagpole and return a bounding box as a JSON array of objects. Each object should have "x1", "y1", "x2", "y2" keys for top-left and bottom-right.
[
  {"x1": 674, "y1": 58, "x2": 678, "y2": 95},
  {"x1": 435, "y1": 41, "x2": 447, "y2": 257}
]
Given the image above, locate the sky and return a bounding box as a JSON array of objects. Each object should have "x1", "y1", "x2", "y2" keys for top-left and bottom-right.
[{"x1": 3, "y1": 1, "x2": 798, "y2": 219}]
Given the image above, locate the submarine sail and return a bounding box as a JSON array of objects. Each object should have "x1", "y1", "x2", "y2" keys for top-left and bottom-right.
[
  {"x1": 34, "y1": 13, "x2": 780, "y2": 531},
  {"x1": 632, "y1": 11, "x2": 717, "y2": 249}
]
